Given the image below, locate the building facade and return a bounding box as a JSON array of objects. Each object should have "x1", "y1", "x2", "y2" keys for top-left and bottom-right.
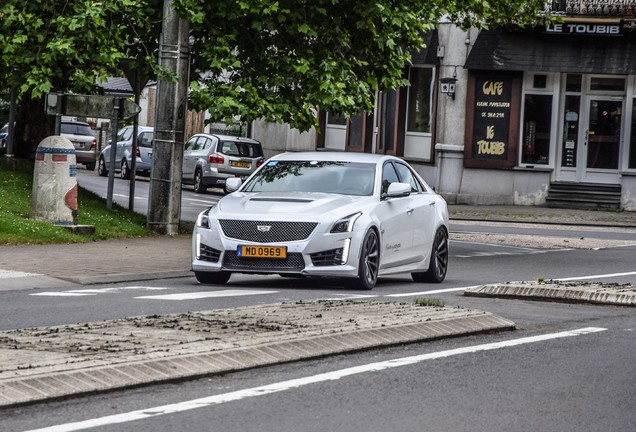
[{"x1": 253, "y1": 1, "x2": 636, "y2": 211}]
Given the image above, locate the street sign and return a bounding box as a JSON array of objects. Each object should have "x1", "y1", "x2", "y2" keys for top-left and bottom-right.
[{"x1": 45, "y1": 94, "x2": 141, "y2": 119}]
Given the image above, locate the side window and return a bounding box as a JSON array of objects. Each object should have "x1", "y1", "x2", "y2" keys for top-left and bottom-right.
[
  {"x1": 381, "y1": 162, "x2": 400, "y2": 194},
  {"x1": 185, "y1": 137, "x2": 198, "y2": 151},
  {"x1": 394, "y1": 163, "x2": 422, "y2": 192},
  {"x1": 139, "y1": 132, "x2": 153, "y2": 148}
]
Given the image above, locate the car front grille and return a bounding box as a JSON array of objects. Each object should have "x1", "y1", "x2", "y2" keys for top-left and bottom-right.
[
  {"x1": 310, "y1": 248, "x2": 344, "y2": 266},
  {"x1": 219, "y1": 220, "x2": 318, "y2": 242},
  {"x1": 199, "y1": 243, "x2": 221, "y2": 263},
  {"x1": 223, "y1": 251, "x2": 305, "y2": 271}
]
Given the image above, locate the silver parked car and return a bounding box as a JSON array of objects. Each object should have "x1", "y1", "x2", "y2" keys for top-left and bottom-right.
[
  {"x1": 191, "y1": 151, "x2": 449, "y2": 289},
  {"x1": 61, "y1": 120, "x2": 97, "y2": 170},
  {"x1": 182, "y1": 133, "x2": 264, "y2": 193},
  {"x1": 98, "y1": 126, "x2": 154, "y2": 179}
]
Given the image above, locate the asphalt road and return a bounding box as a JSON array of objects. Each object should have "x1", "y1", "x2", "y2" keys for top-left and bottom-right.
[{"x1": 1, "y1": 168, "x2": 634, "y2": 431}]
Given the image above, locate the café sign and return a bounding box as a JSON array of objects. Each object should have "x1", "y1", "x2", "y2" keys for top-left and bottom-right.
[{"x1": 545, "y1": 22, "x2": 622, "y2": 35}]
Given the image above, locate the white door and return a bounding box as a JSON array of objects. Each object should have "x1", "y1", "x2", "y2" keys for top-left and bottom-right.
[{"x1": 580, "y1": 97, "x2": 623, "y2": 184}]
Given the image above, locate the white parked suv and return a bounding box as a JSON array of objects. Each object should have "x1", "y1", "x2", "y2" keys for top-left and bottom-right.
[
  {"x1": 182, "y1": 133, "x2": 264, "y2": 193},
  {"x1": 60, "y1": 120, "x2": 97, "y2": 170}
]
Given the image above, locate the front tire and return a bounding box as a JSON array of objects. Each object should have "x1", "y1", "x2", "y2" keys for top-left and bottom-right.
[
  {"x1": 344, "y1": 229, "x2": 379, "y2": 290},
  {"x1": 194, "y1": 271, "x2": 231, "y2": 285},
  {"x1": 97, "y1": 156, "x2": 108, "y2": 177},
  {"x1": 121, "y1": 159, "x2": 131, "y2": 179},
  {"x1": 412, "y1": 228, "x2": 448, "y2": 283}
]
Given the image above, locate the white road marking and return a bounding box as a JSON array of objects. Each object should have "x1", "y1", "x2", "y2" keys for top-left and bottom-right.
[
  {"x1": 555, "y1": 271, "x2": 636, "y2": 281},
  {"x1": 386, "y1": 286, "x2": 479, "y2": 297},
  {"x1": 30, "y1": 287, "x2": 170, "y2": 297},
  {"x1": 136, "y1": 289, "x2": 277, "y2": 300},
  {"x1": 25, "y1": 327, "x2": 607, "y2": 432},
  {"x1": 30, "y1": 292, "x2": 97, "y2": 297}
]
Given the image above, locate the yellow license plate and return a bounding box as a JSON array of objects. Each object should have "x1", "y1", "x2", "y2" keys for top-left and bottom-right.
[
  {"x1": 231, "y1": 161, "x2": 251, "y2": 168},
  {"x1": 237, "y1": 245, "x2": 287, "y2": 259}
]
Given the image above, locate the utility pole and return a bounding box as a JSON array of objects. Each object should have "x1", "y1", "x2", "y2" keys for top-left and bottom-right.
[{"x1": 148, "y1": 0, "x2": 190, "y2": 235}]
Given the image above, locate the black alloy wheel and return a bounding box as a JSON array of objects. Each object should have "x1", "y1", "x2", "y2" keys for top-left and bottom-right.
[
  {"x1": 345, "y1": 228, "x2": 380, "y2": 290},
  {"x1": 412, "y1": 227, "x2": 448, "y2": 283}
]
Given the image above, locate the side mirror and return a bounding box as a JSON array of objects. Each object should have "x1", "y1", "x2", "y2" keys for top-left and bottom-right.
[
  {"x1": 383, "y1": 182, "x2": 411, "y2": 199},
  {"x1": 225, "y1": 177, "x2": 242, "y2": 193}
]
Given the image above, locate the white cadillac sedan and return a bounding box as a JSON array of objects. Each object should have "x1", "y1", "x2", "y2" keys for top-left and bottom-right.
[{"x1": 192, "y1": 152, "x2": 449, "y2": 290}]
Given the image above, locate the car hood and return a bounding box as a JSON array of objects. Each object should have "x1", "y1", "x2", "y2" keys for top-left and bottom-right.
[{"x1": 216, "y1": 192, "x2": 369, "y2": 219}]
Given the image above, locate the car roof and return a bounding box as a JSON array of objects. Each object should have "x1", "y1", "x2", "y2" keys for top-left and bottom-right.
[
  {"x1": 270, "y1": 151, "x2": 401, "y2": 164},
  {"x1": 192, "y1": 133, "x2": 260, "y2": 144}
]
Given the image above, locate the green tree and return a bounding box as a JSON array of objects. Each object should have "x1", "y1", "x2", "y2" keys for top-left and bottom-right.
[
  {"x1": 0, "y1": 0, "x2": 162, "y2": 157},
  {"x1": 1, "y1": 0, "x2": 549, "y2": 156},
  {"x1": 174, "y1": 0, "x2": 549, "y2": 132}
]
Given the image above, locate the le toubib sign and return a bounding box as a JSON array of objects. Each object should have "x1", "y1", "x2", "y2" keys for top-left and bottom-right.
[
  {"x1": 472, "y1": 77, "x2": 512, "y2": 161},
  {"x1": 545, "y1": 22, "x2": 622, "y2": 36}
]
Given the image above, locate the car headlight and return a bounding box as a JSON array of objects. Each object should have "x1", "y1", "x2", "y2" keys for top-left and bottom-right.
[
  {"x1": 330, "y1": 212, "x2": 361, "y2": 233},
  {"x1": 196, "y1": 208, "x2": 212, "y2": 229}
]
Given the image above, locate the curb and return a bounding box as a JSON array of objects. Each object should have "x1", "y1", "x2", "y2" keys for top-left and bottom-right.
[{"x1": 464, "y1": 283, "x2": 636, "y2": 306}]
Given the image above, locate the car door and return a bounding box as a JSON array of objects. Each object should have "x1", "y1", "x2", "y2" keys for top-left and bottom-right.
[
  {"x1": 182, "y1": 136, "x2": 200, "y2": 180},
  {"x1": 393, "y1": 162, "x2": 436, "y2": 262},
  {"x1": 376, "y1": 162, "x2": 414, "y2": 269}
]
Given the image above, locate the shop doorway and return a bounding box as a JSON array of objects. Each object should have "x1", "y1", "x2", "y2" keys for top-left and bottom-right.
[
  {"x1": 557, "y1": 96, "x2": 622, "y2": 184},
  {"x1": 581, "y1": 97, "x2": 622, "y2": 183}
]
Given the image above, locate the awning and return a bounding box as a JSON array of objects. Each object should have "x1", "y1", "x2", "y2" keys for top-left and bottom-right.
[{"x1": 465, "y1": 29, "x2": 636, "y2": 74}]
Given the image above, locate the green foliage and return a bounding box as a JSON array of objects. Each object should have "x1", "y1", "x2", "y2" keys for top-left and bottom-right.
[
  {"x1": 0, "y1": 0, "x2": 162, "y2": 98},
  {"x1": 1, "y1": 0, "x2": 550, "y2": 135},
  {"x1": 174, "y1": 0, "x2": 549, "y2": 132},
  {"x1": 0, "y1": 161, "x2": 152, "y2": 245}
]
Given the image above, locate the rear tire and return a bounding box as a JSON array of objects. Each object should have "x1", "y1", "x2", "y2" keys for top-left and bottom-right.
[
  {"x1": 194, "y1": 271, "x2": 231, "y2": 285},
  {"x1": 97, "y1": 156, "x2": 108, "y2": 177},
  {"x1": 85, "y1": 161, "x2": 96, "y2": 171},
  {"x1": 343, "y1": 229, "x2": 379, "y2": 290},
  {"x1": 412, "y1": 228, "x2": 448, "y2": 283},
  {"x1": 193, "y1": 169, "x2": 206, "y2": 193},
  {"x1": 121, "y1": 159, "x2": 131, "y2": 179}
]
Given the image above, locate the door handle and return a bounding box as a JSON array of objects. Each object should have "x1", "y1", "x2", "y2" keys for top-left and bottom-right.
[{"x1": 407, "y1": 208, "x2": 414, "y2": 215}]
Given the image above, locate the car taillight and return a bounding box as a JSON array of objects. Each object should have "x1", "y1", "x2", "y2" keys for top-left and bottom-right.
[
  {"x1": 136, "y1": 146, "x2": 141, "y2": 157},
  {"x1": 91, "y1": 138, "x2": 97, "y2": 150},
  {"x1": 256, "y1": 159, "x2": 264, "y2": 167},
  {"x1": 208, "y1": 153, "x2": 224, "y2": 164}
]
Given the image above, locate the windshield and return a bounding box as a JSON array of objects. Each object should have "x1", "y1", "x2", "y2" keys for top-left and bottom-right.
[{"x1": 242, "y1": 160, "x2": 376, "y2": 196}]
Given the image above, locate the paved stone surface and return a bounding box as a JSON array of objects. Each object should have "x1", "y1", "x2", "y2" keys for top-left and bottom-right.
[{"x1": 0, "y1": 300, "x2": 514, "y2": 407}]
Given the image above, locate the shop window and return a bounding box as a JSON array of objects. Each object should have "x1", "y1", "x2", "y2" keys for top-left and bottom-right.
[
  {"x1": 590, "y1": 77, "x2": 625, "y2": 92},
  {"x1": 533, "y1": 75, "x2": 547, "y2": 89},
  {"x1": 522, "y1": 94, "x2": 552, "y2": 165},
  {"x1": 327, "y1": 112, "x2": 347, "y2": 126},
  {"x1": 566, "y1": 74, "x2": 582, "y2": 92},
  {"x1": 407, "y1": 67, "x2": 433, "y2": 133}
]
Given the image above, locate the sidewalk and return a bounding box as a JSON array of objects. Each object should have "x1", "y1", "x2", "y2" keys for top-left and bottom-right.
[{"x1": 0, "y1": 204, "x2": 634, "y2": 408}]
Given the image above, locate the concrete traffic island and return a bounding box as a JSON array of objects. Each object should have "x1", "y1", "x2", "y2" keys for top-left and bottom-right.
[
  {"x1": 465, "y1": 281, "x2": 636, "y2": 306},
  {"x1": 0, "y1": 300, "x2": 514, "y2": 408}
]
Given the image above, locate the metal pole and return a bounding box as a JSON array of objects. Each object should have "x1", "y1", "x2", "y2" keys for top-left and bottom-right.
[
  {"x1": 5, "y1": 67, "x2": 19, "y2": 158},
  {"x1": 107, "y1": 98, "x2": 121, "y2": 210},
  {"x1": 129, "y1": 87, "x2": 140, "y2": 211},
  {"x1": 148, "y1": 0, "x2": 190, "y2": 235}
]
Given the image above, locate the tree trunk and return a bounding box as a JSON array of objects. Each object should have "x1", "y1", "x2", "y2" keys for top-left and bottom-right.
[{"x1": 13, "y1": 95, "x2": 55, "y2": 160}]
